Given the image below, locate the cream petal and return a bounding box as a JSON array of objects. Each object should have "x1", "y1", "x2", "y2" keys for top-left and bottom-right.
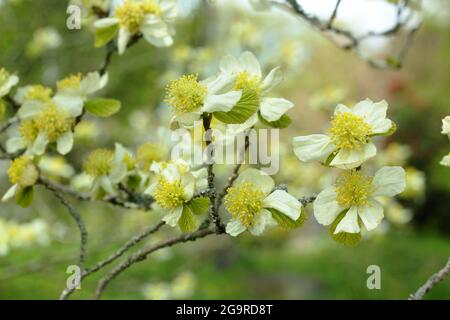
[
  {"x1": 192, "y1": 167, "x2": 208, "y2": 191},
  {"x1": 1, "y1": 184, "x2": 18, "y2": 202},
  {"x1": 354, "y1": 99, "x2": 392, "y2": 134},
  {"x1": 261, "y1": 66, "x2": 282, "y2": 95},
  {"x1": 6, "y1": 137, "x2": 25, "y2": 153},
  {"x1": 358, "y1": 200, "x2": 384, "y2": 231},
  {"x1": 235, "y1": 168, "x2": 275, "y2": 195},
  {"x1": 33, "y1": 133, "x2": 48, "y2": 155},
  {"x1": 80, "y1": 72, "x2": 103, "y2": 95},
  {"x1": 205, "y1": 74, "x2": 236, "y2": 95},
  {"x1": 263, "y1": 190, "x2": 301, "y2": 221},
  {"x1": 99, "y1": 176, "x2": 115, "y2": 195},
  {"x1": 172, "y1": 111, "x2": 201, "y2": 127},
  {"x1": 313, "y1": 187, "x2": 343, "y2": 226},
  {"x1": 334, "y1": 103, "x2": 352, "y2": 115},
  {"x1": 372, "y1": 166, "x2": 406, "y2": 197},
  {"x1": 18, "y1": 101, "x2": 43, "y2": 120},
  {"x1": 219, "y1": 54, "x2": 241, "y2": 75},
  {"x1": 225, "y1": 219, "x2": 247, "y2": 237},
  {"x1": 292, "y1": 134, "x2": 336, "y2": 162},
  {"x1": 239, "y1": 51, "x2": 261, "y2": 78},
  {"x1": 162, "y1": 206, "x2": 184, "y2": 227},
  {"x1": 56, "y1": 131, "x2": 74, "y2": 155},
  {"x1": 0, "y1": 74, "x2": 19, "y2": 97},
  {"x1": 334, "y1": 206, "x2": 360, "y2": 234},
  {"x1": 53, "y1": 95, "x2": 83, "y2": 117},
  {"x1": 117, "y1": 27, "x2": 130, "y2": 55},
  {"x1": 94, "y1": 17, "x2": 119, "y2": 29},
  {"x1": 330, "y1": 143, "x2": 376, "y2": 169},
  {"x1": 203, "y1": 91, "x2": 242, "y2": 113},
  {"x1": 249, "y1": 209, "x2": 274, "y2": 236},
  {"x1": 259, "y1": 97, "x2": 294, "y2": 122},
  {"x1": 181, "y1": 173, "x2": 195, "y2": 201}
]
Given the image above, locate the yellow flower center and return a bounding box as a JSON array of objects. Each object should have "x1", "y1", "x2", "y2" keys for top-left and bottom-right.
[
  {"x1": 153, "y1": 177, "x2": 186, "y2": 209},
  {"x1": 0, "y1": 68, "x2": 10, "y2": 85},
  {"x1": 7, "y1": 156, "x2": 39, "y2": 187},
  {"x1": 83, "y1": 149, "x2": 114, "y2": 177},
  {"x1": 123, "y1": 152, "x2": 136, "y2": 170},
  {"x1": 224, "y1": 181, "x2": 264, "y2": 228},
  {"x1": 136, "y1": 143, "x2": 164, "y2": 171},
  {"x1": 165, "y1": 74, "x2": 207, "y2": 115},
  {"x1": 25, "y1": 85, "x2": 53, "y2": 102},
  {"x1": 335, "y1": 170, "x2": 374, "y2": 207},
  {"x1": 234, "y1": 71, "x2": 261, "y2": 96},
  {"x1": 34, "y1": 103, "x2": 74, "y2": 142},
  {"x1": 115, "y1": 0, "x2": 162, "y2": 33},
  {"x1": 19, "y1": 120, "x2": 39, "y2": 146},
  {"x1": 329, "y1": 112, "x2": 373, "y2": 150},
  {"x1": 56, "y1": 74, "x2": 82, "y2": 91}
]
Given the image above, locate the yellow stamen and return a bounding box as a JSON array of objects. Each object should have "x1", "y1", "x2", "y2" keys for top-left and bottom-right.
[
  {"x1": 136, "y1": 143, "x2": 164, "y2": 171},
  {"x1": 335, "y1": 170, "x2": 374, "y2": 207},
  {"x1": 329, "y1": 112, "x2": 372, "y2": 150},
  {"x1": 165, "y1": 74, "x2": 207, "y2": 115},
  {"x1": 19, "y1": 120, "x2": 39, "y2": 146},
  {"x1": 7, "y1": 156, "x2": 39, "y2": 187},
  {"x1": 224, "y1": 181, "x2": 264, "y2": 228},
  {"x1": 25, "y1": 85, "x2": 53, "y2": 102},
  {"x1": 34, "y1": 103, "x2": 74, "y2": 141},
  {"x1": 83, "y1": 148, "x2": 114, "y2": 177},
  {"x1": 115, "y1": 0, "x2": 161, "y2": 33},
  {"x1": 153, "y1": 177, "x2": 186, "y2": 209},
  {"x1": 234, "y1": 71, "x2": 261, "y2": 96},
  {"x1": 56, "y1": 74, "x2": 82, "y2": 91}
]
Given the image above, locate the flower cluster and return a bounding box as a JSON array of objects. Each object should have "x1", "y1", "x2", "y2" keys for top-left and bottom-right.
[
  {"x1": 440, "y1": 116, "x2": 450, "y2": 167},
  {"x1": 293, "y1": 99, "x2": 406, "y2": 244},
  {"x1": 93, "y1": 0, "x2": 178, "y2": 54}
]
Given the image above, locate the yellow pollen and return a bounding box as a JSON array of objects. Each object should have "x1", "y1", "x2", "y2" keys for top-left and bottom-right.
[
  {"x1": 34, "y1": 103, "x2": 74, "y2": 142},
  {"x1": 83, "y1": 149, "x2": 114, "y2": 177},
  {"x1": 335, "y1": 170, "x2": 374, "y2": 207},
  {"x1": 25, "y1": 85, "x2": 53, "y2": 102},
  {"x1": 224, "y1": 181, "x2": 264, "y2": 228},
  {"x1": 234, "y1": 71, "x2": 261, "y2": 95},
  {"x1": 165, "y1": 74, "x2": 207, "y2": 115},
  {"x1": 56, "y1": 73, "x2": 82, "y2": 91},
  {"x1": 19, "y1": 120, "x2": 39, "y2": 146},
  {"x1": 115, "y1": 0, "x2": 161, "y2": 33},
  {"x1": 7, "y1": 156, "x2": 39, "y2": 187},
  {"x1": 329, "y1": 112, "x2": 372, "y2": 150},
  {"x1": 153, "y1": 177, "x2": 186, "y2": 209},
  {"x1": 123, "y1": 153, "x2": 136, "y2": 170},
  {"x1": 136, "y1": 143, "x2": 164, "y2": 171}
]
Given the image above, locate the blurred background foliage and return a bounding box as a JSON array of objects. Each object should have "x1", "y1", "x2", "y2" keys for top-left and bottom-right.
[{"x1": 0, "y1": 0, "x2": 449, "y2": 299}]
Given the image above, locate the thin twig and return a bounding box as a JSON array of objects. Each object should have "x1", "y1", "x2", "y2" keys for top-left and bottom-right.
[
  {"x1": 409, "y1": 257, "x2": 450, "y2": 300},
  {"x1": 94, "y1": 227, "x2": 218, "y2": 299}
]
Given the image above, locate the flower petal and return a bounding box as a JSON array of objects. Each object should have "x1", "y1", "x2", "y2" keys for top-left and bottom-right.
[
  {"x1": 261, "y1": 66, "x2": 283, "y2": 95},
  {"x1": 18, "y1": 101, "x2": 43, "y2": 120},
  {"x1": 263, "y1": 190, "x2": 301, "y2": 221},
  {"x1": 56, "y1": 131, "x2": 74, "y2": 155},
  {"x1": 293, "y1": 134, "x2": 336, "y2": 163},
  {"x1": 6, "y1": 137, "x2": 25, "y2": 153},
  {"x1": 353, "y1": 99, "x2": 392, "y2": 134},
  {"x1": 249, "y1": 209, "x2": 274, "y2": 236},
  {"x1": 33, "y1": 133, "x2": 48, "y2": 155},
  {"x1": 219, "y1": 54, "x2": 241, "y2": 75},
  {"x1": 235, "y1": 168, "x2": 274, "y2": 195},
  {"x1": 53, "y1": 95, "x2": 83, "y2": 117},
  {"x1": 358, "y1": 200, "x2": 384, "y2": 231},
  {"x1": 334, "y1": 206, "x2": 360, "y2": 234},
  {"x1": 313, "y1": 187, "x2": 343, "y2": 226},
  {"x1": 239, "y1": 51, "x2": 262, "y2": 78},
  {"x1": 330, "y1": 143, "x2": 376, "y2": 169},
  {"x1": 334, "y1": 103, "x2": 352, "y2": 115},
  {"x1": 259, "y1": 97, "x2": 294, "y2": 122},
  {"x1": 117, "y1": 27, "x2": 130, "y2": 55},
  {"x1": 1, "y1": 184, "x2": 18, "y2": 202},
  {"x1": 162, "y1": 206, "x2": 184, "y2": 227},
  {"x1": 203, "y1": 91, "x2": 242, "y2": 113},
  {"x1": 225, "y1": 218, "x2": 247, "y2": 236},
  {"x1": 94, "y1": 17, "x2": 119, "y2": 29},
  {"x1": 372, "y1": 166, "x2": 406, "y2": 197}
]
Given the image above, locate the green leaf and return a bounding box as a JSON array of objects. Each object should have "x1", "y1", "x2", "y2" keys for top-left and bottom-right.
[
  {"x1": 386, "y1": 57, "x2": 401, "y2": 69},
  {"x1": 329, "y1": 210, "x2": 361, "y2": 246},
  {"x1": 84, "y1": 98, "x2": 121, "y2": 117},
  {"x1": 269, "y1": 207, "x2": 307, "y2": 229},
  {"x1": 15, "y1": 186, "x2": 34, "y2": 208},
  {"x1": 323, "y1": 150, "x2": 338, "y2": 167},
  {"x1": 188, "y1": 197, "x2": 210, "y2": 215},
  {"x1": 213, "y1": 90, "x2": 259, "y2": 124},
  {"x1": 94, "y1": 24, "x2": 119, "y2": 48},
  {"x1": 0, "y1": 99, "x2": 5, "y2": 120},
  {"x1": 258, "y1": 113, "x2": 292, "y2": 129},
  {"x1": 178, "y1": 206, "x2": 197, "y2": 233}
]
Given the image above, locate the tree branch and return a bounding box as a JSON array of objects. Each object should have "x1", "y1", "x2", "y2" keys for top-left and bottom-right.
[{"x1": 409, "y1": 256, "x2": 450, "y2": 300}]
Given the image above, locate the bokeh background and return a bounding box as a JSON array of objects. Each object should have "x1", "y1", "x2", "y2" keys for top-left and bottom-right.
[{"x1": 0, "y1": 0, "x2": 449, "y2": 299}]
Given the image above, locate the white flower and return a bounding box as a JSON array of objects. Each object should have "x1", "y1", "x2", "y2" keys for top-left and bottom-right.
[
  {"x1": 165, "y1": 74, "x2": 242, "y2": 127},
  {"x1": 6, "y1": 72, "x2": 107, "y2": 156},
  {"x1": 313, "y1": 166, "x2": 406, "y2": 235},
  {"x1": 94, "y1": 0, "x2": 178, "y2": 55},
  {"x1": 218, "y1": 51, "x2": 294, "y2": 124},
  {"x1": 442, "y1": 116, "x2": 450, "y2": 139},
  {"x1": 440, "y1": 153, "x2": 450, "y2": 167},
  {"x1": 145, "y1": 159, "x2": 207, "y2": 227},
  {"x1": 2, "y1": 155, "x2": 39, "y2": 203},
  {"x1": 0, "y1": 68, "x2": 19, "y2": 98},
  {"x1": 293, "y1": 99, "x2": 394, "y2": 169},
  {"x1": 83, "y1": 143, "x2": 129, "y2": 196},
  {"x1": 224, "y1": 168, "x2": 302, "y2": 236}
]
